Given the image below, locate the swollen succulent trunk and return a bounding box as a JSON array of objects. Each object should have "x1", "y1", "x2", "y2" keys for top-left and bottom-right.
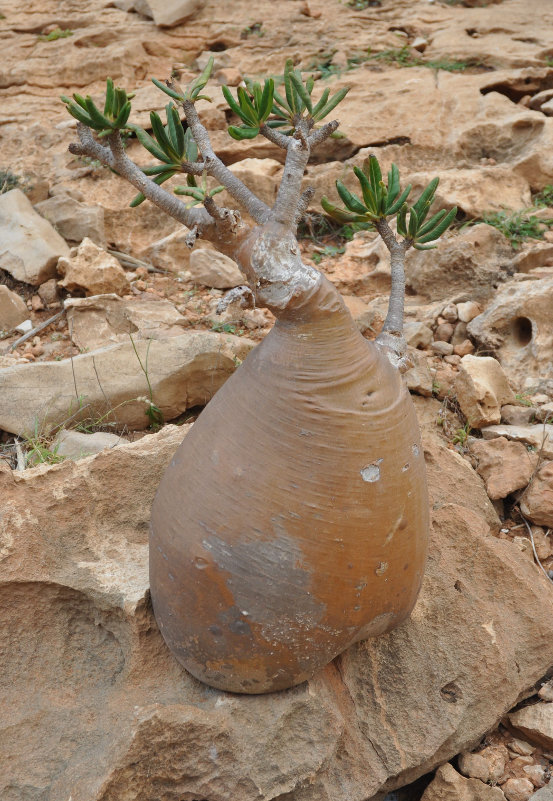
[{"x1": 150, "y1": 239, "x2": 429, "y2": 693}]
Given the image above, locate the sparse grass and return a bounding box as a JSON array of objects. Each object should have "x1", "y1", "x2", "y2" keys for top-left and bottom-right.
[
  {"x1": 129, "y1": 334, "x2": 164, "y2": 430},
  {"x1": 533, "y1": 185, "x2": 553, "y2": 208},
  {"x1": 241, "y1": 22, "x2": 264, "y2": 39},
  {"x1": 347, "y1": 0, "x2": 381, "y2": 8},
  {"x1": 515, "y1": 392, "x2": 534, "y2": 407},
  {"x1": 307, "y1": 51, "x2": 372, "y2": 79},
  {"x1": 38, "y1": 28, "x2": 73, "y2": 42},
  {"x1": 0, "y1": 169, "x2": 21, "y2": 193},
  {"x1": 481, "y1": 209, "x2": 553, "y2": 250},
  {"x1": 311, "y1": 244, "x2": 346, "y2": 264},
  {"x1": 452, "y1": 420, "x2": 473, "y2": 447},
  {"x1": 211, "y1": 321, "x2": 246, "y2": 336},
  {"x1": 367, "y1": 45, "x2": 481, "y2": 72}
]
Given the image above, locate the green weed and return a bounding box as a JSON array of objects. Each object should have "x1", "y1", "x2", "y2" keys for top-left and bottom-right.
[
  {"x1": 515, "y1": 392, "x2": 533, "y2": 407},
  {"x1": 347, "y1": 0, "x2": 381, "y2": 8},
  {"x1": 0, "y1": 169, "x2": 21, "y2": 193},
  {"x1": 533, "y1": 185, "x2": 553, "y2": 208},
  {"x1": 481, "y1": 209, "x2": 553, "y2": 250},
  {"x1": 211, "y1": 321, "x2": 245, "y2": 335},
  {"x1": 241, "y1": 22, "x2": 264, "y2": 39},
  {"x1": 38, "y1": 28, "x2": 73, "y2": 42},
  {"x1": 452, "y1": 420, "x2": 473, "y2": 447},
  {"x1": 311, "y1": 244, "x2": 345, "y2": 264},
  {"x1": 129, "y1": 335, "x2": 164, "y2": 430},
  {"x1": 367, "y1": 45, "x2": 479, "y2": 72}
]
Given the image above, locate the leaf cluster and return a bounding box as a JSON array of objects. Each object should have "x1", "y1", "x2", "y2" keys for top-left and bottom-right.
[
  {"x1": 222, "y1": 59, "x2": 349, "y2": 140},
  {"x1": 151, "y1": 57, "x2": 214, "y2": 104},
  {"x1": 322, "y1": 155, "x2": 456, "y2": 249},
  {"x1": 62, "y1": 78, "x2": 134, "y2": 137}
]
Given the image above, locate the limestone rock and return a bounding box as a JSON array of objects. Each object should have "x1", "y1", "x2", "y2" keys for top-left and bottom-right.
[
  {"x1": 65, "y1": 294, "x2": 188, "y2": 351},
  {"x1": 481, "y1": 426, "x2": 553, "y2": 460},
  {"x1": 408, "y1": 167, "x2": 531, "y2": 218},
  {"x1": 501, "y1": 405, "x2": 537, "y2": 426},
  {"x1": 227, "y1": 158, "x2": 282, "y2": 210},
  {"x1": 458, "y1": 302, "x2": 482, "y2": 324},
  {"x1": 37, "y1": 277, "x2": 60, "y2": 307},
  {"x1": 54, "y1": 429, "x2": 128, "y2": 460},
  {"x1": 421, "y1": 763, "x2": 506, "y2": 801},
  {"x1": 406, "y1": 225, "x2": 512, "y2": 303},
  {"x1": 188, "y1": 248, "x2": 244, "y2": 289},
  {"x1": 135, "y1": 0, "x2": 205, "y2": 26},
  {"x1": 404, "y1": 349, "x2": 434, "y2": 397},
  {"x1": 404, "y1": 321, "x2": 434, "y2": 349},
  {"x1": 467, "y1": 278, "x2": 553, "y2": 386},
  {"x1": 470, "y1": 437, "x2": 536, "y2": 500},
  {"x1": 140, "y1": 230, "x2": 213, "y2": 273},
  {"x1": 529, "y1": 787, "x2": 553, "y2": 801},
  {"x1": 3, "y1": 396, "x2": 553, "y2": 799},
  {"x1": 0, "y1": 188, "x2": 69, "y2": 285},
  {"x1": 329, "y1": 236, "x2": 390, "y2": 295},
  {"x1": 0, "y1": 285, "x2": 29, "y2": 331},
  {"x1": 520, "y1": 461, "x2": 553, "y2": 527},
  {"x1": 458, "y1": 752, "x2": 492, "y2": 782},
  {"x1": 35, "y1": 193, "x2": 106, "y2": 246},
  {"x1": 57, "y1": 238, "x2": 130, "y2": 297},
  {"x1": 0, "y1": 331, "x2": 254, "y2": 435},
  {"x1": 479, "y1": 745, "x2": 510, "y2": 783},
  {"x1": 510, "y1": 705, "x2": 553, "y2": 750},
  {"x1": 455, "y1": 356, "x2": 516, "y2": 428},
  {"x1": 341, "y1": 295, "x2": 375, "y2": 334},
  {"x1": 539, "y1": 680, "x2": 553, "y2": 702},
  {"x1": 503, "y1": 778, "x2": 535, "y2": 801}
]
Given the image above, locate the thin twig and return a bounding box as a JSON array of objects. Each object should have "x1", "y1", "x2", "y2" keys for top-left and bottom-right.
[
  {"x1": 6, "y1": 309, "x2": 65, "y2": 353},
  {"x1": 518, "y1": 508, "x2": 553, "y2": 585},
  {"x1": 259, "y1": 124, "x2": 291, "y2": 150},
  {"x1": 108, "y1": 249, "x2": 166, "y2": 274},
  {"x1": 14, "y1": 439, "x2": 26, "y2": 471}
]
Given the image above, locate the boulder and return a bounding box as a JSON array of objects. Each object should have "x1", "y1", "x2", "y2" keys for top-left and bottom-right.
[
  {"x1": 455, "y1": 355, "x2": 516, "y2": 428},
  {"x1": 407, "y1": 167, "x2": 531, "y2": 219},
  {"x1": 421, "y1": 764, "x2": 506, "y2": 801},
  {"x1": 188, "y1": 248, "x2": 244, "y2": 289},
  {"x1": 0, "y1": 331, "x2": 254, "y2": 435},
  {"x1": 139, "y1": 230, "x2": 213, "y2": 273},
  {"x1": 57, "y1": 238, "x2": 131, "y2": 297},
  {"x1": 65, "y1": 294, "x2": 188, "y2": 351},
  {"x1": 501, "y1": 405, "x2": 537, "y2": 426},
  {"x1": 520, "y1": 461, "x2": 553, "y2": 527},
  {"x1": 502, "y1": 778, "x2": 535, "y2": 801},
  {"x1": 2, "y1": 397, "x2": 553, "y2": 800},
  {"x1": 35, "y1": 194, "x2": 106, "y2": 246},
  {"x1": 341, "y1": 294, "x2": 375, "y2": 335},
  {"x1": 134, "y1": 0, "x2": 205, "y2": 26},
  {"x1": 458, "y1": 751, "x2": 493, "y2": 782},
  {"x1": 0, "y1": 188, "x2": 69, "y2": 285},
  {"x1": 467, "y1": 278, "x2": 553, "y2": 386},
  {"x1": 54, "y1": 429, "x2": 128, "y2": 460},
  {"x1": 509, "y1": 704, "x2": 553, "y2": 750},
  {"x1": 406, "y1": 225, "x2": 512, "y2": 303},
  {"x1": 327, "y1": 235, "x2": 391, "y2": 295},
  {"x1": 529, "y1": 788, "x2": 553, "y2": 801},
  {"x1": 0, "y1": 285, "x2": 29, "y2": 331},
  {"x1": 470, "y1": 437, "x2": 536, "y2": 500},
  {"x1": 481, "y1": 425, "x2": 553, "y2": 461}
]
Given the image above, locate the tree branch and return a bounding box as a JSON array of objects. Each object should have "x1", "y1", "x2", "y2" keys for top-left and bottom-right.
[
  {"x1": 294, "y1": 187, "x2": 315, "y2": 228},
  {"x1": 259, "y1": 124, "x2": 291, "y2": 150},
  {"x1": 271, "y1": 119, "x2": 312, "y2": 228},
  {"x1": 182, "y1": 100, "x2": 271, "y2": 224},
  {"x1": 373, "y1": 218, "x2": 411, "y2": 370},
  {"x1": 308, "y1": 120, "x2": 339, "y2": 148}
]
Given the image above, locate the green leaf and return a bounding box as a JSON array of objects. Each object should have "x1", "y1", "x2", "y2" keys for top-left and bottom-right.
[
  {"x1": 321, "y1": 196, "x2": 368, "y2": 223},
  {"x1": 209, "y1": 185, "x2": 224, "y2": 196},
  {"x1": 183, "y1": 127, "x2": 198, "y2": 163},
  {"x1": 284, "y1": 59, "x2": 299, "y2": 115},
  {"x1": 353, "y1": 166, "x2": 378, "y2": 215},
  {"x1": 166, "y1": 104, "x2": 185, "y2": 156},
  {"x1": 272, "y1": 88, "x2": 291, "y2": 114},
  {"x1": 259, "y1": 78, "x2": 274, "y2": 122},
  {"x1": 289, "y1": 70, "x2": 312, "y2": 113},
  {"x1": 228, "y1": 125, "x2": 260, "y2": 140},
  {"x1": 104, "y1": 78, "x2": 115, "y2": 118},
  {"x1": 152, "y1": 77, "x2": 184, "y2": 102},
  {"x1": 385, "y1": 184, "x2": 411, "y2": 216},
  {"x1": 114, "y1": 87, "x2": 127, "y2": 116},
  {"x1": 336, "y1": 180, "x2": 367, "y2": 214},
  {"x1": 237, "y1": 86, "x2": 259, "y2": 125},
  {"x1": 311, "y1": 87, "x2": 330, "y2": 119},
  {"x1": 312, "y1": 86, "x2": 349, "y2": 121},
  {"x1": 397, "y1": 203, "x2": 408, "y2": 237},
  {"x1": 366, "y1": 155, "x2": 382, "y2": 194},
  {"x1": 149, "y1": 110, "x2": 174, "y2": 158},
  {"x1": 189, "y1": 56, "x2": 214, "y2": 99},
  {"x1": 173, "y1": 186, "x2": 205, "y2": 200},
  {"x1": 412, "y1": 177, "x2": 439, "y2": 223},
  {"x1": 222, "y1": 85, "x2": 248, "y2": 122},
  {"x1": 408, "y1": 206, "x2": 420, "y2": 239},
  {"x1": 413, "y1": 243, "x2": 438, "y2": 250},
  {"x1": 416, "y1": 208, "x2": 447, "y2": 238},
  {"x1": 386, "y1": 163, "x2": 400, "y2": 206},
  {"x1": 84, "y1": 96, "x2": 113, "y2": 130},
  {"x1": 416, "y1": 206, "x2": 457, "y2": 243},
  {"x1": 64, "y1": 102, "x2": 94, "y2": 127},
  {"x1": 114, "y1": 100, "x2": 131, "y2": 129},
  {"x1": 130, "y1": 170, "x2": 177, "y2": 207},
  {"x1": 129, "y1": 124, "x2": 173, "y2": 163},
  {"x1": 142, "y1": 164, "x2": 173, "y2": 176},
  {"x1": 72, "y1": 93, "x2": 89, "y2": 111}
]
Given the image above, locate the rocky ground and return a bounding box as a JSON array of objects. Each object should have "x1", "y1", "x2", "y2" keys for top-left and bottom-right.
[{"x1": 2, "y1": 0, "x2": 553, "y2": 799}]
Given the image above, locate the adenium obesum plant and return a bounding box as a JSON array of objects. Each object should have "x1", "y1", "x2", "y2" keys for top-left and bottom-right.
[{"x1": 63, "y1": 60, "x2": 456, "y2": 694}]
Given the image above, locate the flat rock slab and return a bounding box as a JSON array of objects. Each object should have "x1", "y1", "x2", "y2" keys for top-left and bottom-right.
[
  {"x1": 1, "y1": 400, "x2": 553, "y2": 801},
  {"x1": 0, "y1": 331, "x2": 254, "y2": 435},
  {"x1": 0, "y1": 188, "x2": 69, "y2": 285}
]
